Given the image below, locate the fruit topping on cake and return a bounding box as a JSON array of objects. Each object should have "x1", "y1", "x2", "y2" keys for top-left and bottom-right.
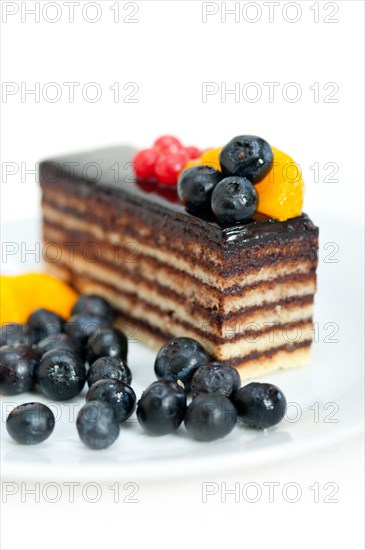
[
  {"x1": 133, "y1": 135, "x2": 202, "y2": 186},
  {"x1": 177, "y1": 165, "x2": 223, "y2": 212},
  {"x1": 219, "y1": 135, "x2": 273, "y2": 183},
  {"x1": 133, "y1": 134, "x2": 304, "y2": 225},
  {"x1": 210, "y1": 176, "x2": 258, "y2": 225},
  {"x1": 255, "y1": 147, "x2": 304, "y2": 221}
]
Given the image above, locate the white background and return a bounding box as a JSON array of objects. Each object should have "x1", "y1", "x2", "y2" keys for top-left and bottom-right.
[{"x1": 0, "y1": 1, "x2": 364, "y2": 549}]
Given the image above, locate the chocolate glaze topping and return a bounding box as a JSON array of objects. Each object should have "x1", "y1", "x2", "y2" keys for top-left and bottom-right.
[{"x1": 40, "y1": 145, "x2": 318, "y2": 249}]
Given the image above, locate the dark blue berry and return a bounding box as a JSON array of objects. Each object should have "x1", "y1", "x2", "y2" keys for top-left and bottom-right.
[
  {"x1": 72, "y1": 294, "x2": 115, "y2": 324},
  {"x1": 177, "y1": 165, "x2": 223, "y2": 212},
  {"x1": 137, "y1": 380, "x2": 187, "y2": 436},
  {"x1": 191, "y1": 362, "x2": 241, "y2": 399},
  {"x1": 37, "y1": 349, "x2": 86, "y2": 400},
  {"x1": 87, "y1": 357, "x2": 132, "y2": 388},
  {"x1": 37, "y1": 333, "x2": 83, "y2": 359},
  {"x1": 233, "y1": 382, "x2": 287, "y2": 429},
  {"x1": 219, "y1": 135, "x2": 273, "y2": 183},
  {"x1": 0, "y1": 344, "x2": 38, "y2": 395},
  {"x1": 211, "y1": 176, "x2": 257, "y2": 225},
  {"x1": 86, "y1": 328, "x2": 128, "y2": 364},
  {"x1": 0, "y1": 323, "x2": 37, "y2": 347},
  {"x1": 86, "y1": 379, "x2": 136, "y2": 423},
  {"x1": 27, "y1": 308, "x2": 65, "y2": 342},
  {"x1": 77, "y1": 401, "x2": 120, "y2": 450},
  {"x1": 154, "y1": 337, "x2": 209, "y2": 393},
  {"x1": 64, "y1": 314, "x2": 111, "y2": 346},
  {"x1": 6, "y1": 402, "x2": 55, "y2": 445},
  {"x1": 184, "y1": 393, "x2": 237, "y2": 441}
]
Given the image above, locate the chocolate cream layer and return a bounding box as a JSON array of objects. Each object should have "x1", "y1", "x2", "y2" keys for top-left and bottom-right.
[{"x1": 40, "y1": 145, "x2": 318, "y2": 367}]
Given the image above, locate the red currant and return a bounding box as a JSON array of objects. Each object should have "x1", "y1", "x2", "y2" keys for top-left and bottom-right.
[
  {"x1": 155, "y1": 152, "x2": 188, "y2": 186},
  {"x1": 153, "y1": 135, "x2": 182, "y2": 154},
  {"x1": 133, "y1": 148, "x2": 158, "y2": 179},
  {"x1": 185, "y1": 146, "x2": 201, "y2": 160}
]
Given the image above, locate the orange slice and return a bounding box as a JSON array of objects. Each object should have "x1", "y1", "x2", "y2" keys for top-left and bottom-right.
[
  {"x1": 180, "y1": 147, "x2": 223, "y2": 174},
  {"x1": 256, "y1": 147, "x2": 304, "y2": 221},
  {"x1": 200, "y1": 147, "x2": 222, "y2": 171},
  {"x1": 0, "y1": 273, "x2": 78, "y2": 325}
]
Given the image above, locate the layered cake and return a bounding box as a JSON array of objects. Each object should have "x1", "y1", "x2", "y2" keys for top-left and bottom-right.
[{"x1": 40, "y1": 135, "x2": 318, "y2": 379}]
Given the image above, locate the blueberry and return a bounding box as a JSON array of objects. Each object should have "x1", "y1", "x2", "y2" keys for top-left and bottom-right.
[
  {"x1": 219, "y1": 135, "x2": 273, "y2": 183},
  {"x1": 137, "y1": 381, "x2": 187, "y2": 436},
  {"x1": 154, "y1": 337, "x2": 209, "y2": 393},
  {"x1": 86, "y1": 328, "x2": 128, "y2": 364},
  {"x1": 64, "y1": 314, "x2": 111, "y2": 346},
  {"x1": 233, "y1": 382, "x2": 287, "y2": 429},
  {"x1": 211, "y1": 176, "x2": 257, "y2": 226},
  {"x1": 27, "y1": 308, "x2": 65, "y2": 342},
  {"x1": 72, "y1": 294, "x2": 116, "y2": 324},
  {"x1": 77, "y1": 401, "x2": 120, "y2": 450},
  {"x1": 86, "y1": 357, "x2": 132, "y2": 388},
  {"x1": 0, "y1": 344, "x2": 38, "y2": 395},
  {"x1": 191, "y1": 362, "x2": 241, "y2": 400},
  {"x1": 37, "y1": 349, "x2": 86, "y2": 400},
  {"x1": 86, "y1": 379, "x2": 136, "y2": 423},
  {"x1": 6, "y1": 402, "x2": 55, "y2": 445},
  {"x1": 37, "y1": 333, "x2": 83, "y2": 359},
  {"x1": 0, "y1": 323, "x2": 37, "y2": 347},
  {"x1": 184, "y1": 393, "x2": 237, "y2": 441},
  {"x1": 177, "y1": 165, "x2": 223, "y2": 212}
]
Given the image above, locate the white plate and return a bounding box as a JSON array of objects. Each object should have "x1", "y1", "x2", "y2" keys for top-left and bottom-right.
[{"x1": 1, "y1": 214, "x2": 364, "y2": 481}]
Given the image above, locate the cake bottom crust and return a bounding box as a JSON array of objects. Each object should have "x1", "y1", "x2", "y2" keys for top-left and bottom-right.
[
  {"x1": 46, "y1": 263, "x2": 313, "y2": 379},
  {"x1": 118, "y1": 314, "x2": 311, "y2": 381}
]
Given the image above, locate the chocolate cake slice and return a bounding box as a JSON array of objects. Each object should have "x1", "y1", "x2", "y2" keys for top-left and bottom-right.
[{"x1": 40, "y1": 145, "x2": 318, "y2": 379}]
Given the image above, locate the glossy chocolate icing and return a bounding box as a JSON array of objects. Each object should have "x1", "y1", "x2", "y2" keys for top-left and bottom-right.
[{"x1": 40, "y1": 145, "x2": 318, "y2": 249}]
